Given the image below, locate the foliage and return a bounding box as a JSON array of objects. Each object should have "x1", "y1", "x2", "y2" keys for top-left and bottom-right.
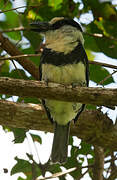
[{"x1": 0, "y1": 0, "x2": 117, "y2": 180}]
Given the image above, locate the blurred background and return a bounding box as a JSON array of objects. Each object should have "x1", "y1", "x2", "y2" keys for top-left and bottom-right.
[{"x1": 0, "y1": 0, "x2": 117, "y2": 179}]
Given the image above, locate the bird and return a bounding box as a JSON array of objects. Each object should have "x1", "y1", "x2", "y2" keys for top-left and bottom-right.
[{"x1": 30, "y1": 17, "x2": 89, "y2": 164}]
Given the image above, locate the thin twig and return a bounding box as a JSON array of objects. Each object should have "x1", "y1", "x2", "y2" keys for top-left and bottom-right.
[
  {"x1": 98, "y1": 70, "x2": 117, "y2": 85},
  {"x1": 29, "y1": 132, "x2": 41, "y2": 164},
  {"x1": 1, "y1": 26, "x2": 117, "y2": 42},
  {"x1": 76, "y1": 169, "x2": 89, "y2": 180},
  {"x1": 0, "y1": 4, "x2": 44, "y2": 14},
  {"x1": 84, "y1": 32, "x2": 117, "y2": 41},
  {"x1": 0, "y1": 27, "x2": 28, "y2": 33},
  {"x1": 11, "y1": 60, "x2": 24, "y2": 79},
  {"x1": 89, "y1": 60, "x2": 117, "y2": 70},
  {"x1": 84, "y1": 32, "x2": 103, "y2": 38},
  {"x1": 37, "y1": 167, "x2": 77, "y2": 180},
  {"x1": 0, "y1": 54, "x2": 117, "y2": 70},
  {"x1": 107, "y1": 167, "x2": 117, "y2": 180},
  {"x1": 0, "y1": 54, "x2": 41, "y2": 61},
  {"x1": 105, "y1": 157, "x2": 117, "y2": 164},
  {"x1": 0, "y1": 6, "x2": 27, "y2": 13},
  {"x1": 37, "y1": 164, "x2": 93, "y2": 180}
]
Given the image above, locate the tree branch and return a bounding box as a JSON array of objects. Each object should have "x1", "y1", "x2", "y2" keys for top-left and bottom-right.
[
  {"x1": 0, "y1": 77, "x2": 117, "y2": 106},
  {"x1": 37, "y1": 167, "x2": 77, "y2": 180},
  {"x1": 84, "y1": 32, "x2": 117, "y2": 41},
  {"x1": 0, "y1": 5, "x2": 42, "y2": 14},
  {"x1": 1, "y1": 26, "x2": 117, "y2": 42},
  {"x1": 93, "y1": 145, "x2": 104, "y2": 180},
  {"x1": 0, "y1": 32, "x2": 38, "y2": 79},
  {"x1": 107, "y1": 167, "x2": 117, "y2": 180},
  {"x1": 0, "y1": 99, "x2": 117, "y2": 150},
  {"x1": 98, "y1": 70, "x2": 117, "y2": 85},
  {"x1": 0, "y1": 27, "x2": 28, "y2": 33},
  {"x1": 0, "y1": 5, "x2": 27, "y2": 13},
  {"x1": 0, "y1": 54, "x2": 117, "y2": 70},
  {"x1": 88, "y1": 60, "x2": 117, "y2": 70},
  {"x1": 0, "y1": 54, "x2": 41, "y2": 61}
]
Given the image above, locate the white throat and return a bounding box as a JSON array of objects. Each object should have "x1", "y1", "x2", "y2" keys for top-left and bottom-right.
[{"x1": 44, "y1": 25, "x2": 84, "y2": 54}]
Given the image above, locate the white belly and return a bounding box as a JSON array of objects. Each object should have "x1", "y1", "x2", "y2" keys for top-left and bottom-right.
[
  {"x1": 42, "y1": 62, "x2": 86, "y2": 84},
  {"x1": 45, "y1": 99, "x2": 81, "y2": 125},
  {"x1": 42, "y1": 62, "x2": 85, "y2": 125}
]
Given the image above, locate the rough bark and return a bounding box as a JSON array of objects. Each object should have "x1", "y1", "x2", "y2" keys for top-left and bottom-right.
[
  {"x1": 0, "y1": 100, "x2": 117, "y2": 151},
  {"x1": 0, "y1": 32, "x2": 39, "y2": 79},
  {"x1": 93, "y1": 146, "x2": 104, "y2": 180},
  {"x1": 0, "y1": 77, "x2": 117, "y2": 106}
]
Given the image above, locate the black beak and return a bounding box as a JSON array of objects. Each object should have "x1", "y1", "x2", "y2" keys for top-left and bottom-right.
[{"x1": 30, "y1": 21, "x2": 51, "y2": 32}]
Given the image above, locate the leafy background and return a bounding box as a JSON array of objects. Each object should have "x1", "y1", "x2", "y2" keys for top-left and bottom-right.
[{"x1": 0, "y1": 0, "x2": 117, "y2": 180}]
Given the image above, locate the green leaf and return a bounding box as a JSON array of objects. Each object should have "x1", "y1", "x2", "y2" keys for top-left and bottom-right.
[
  {"x1": 17, "y1": 97, "x2": 40, "y2": 104},
  {"x1": 78, "y1": 141, "x2": 94, "y2": 156},
  {"x1": 86, "y1": 104, "x2": 97, "y2": 110},
  {"x1": 48, "y1": 0, "x2": 63, "y2": 10},
  {"x1": 84, "y1": 34, "x2": 100, "y2": 53},
  {"x1": 96, "y1": 2, "x2": 116, "y2": 20},
  {"x1": 11, "y1": 156, "x2": 41, "y2": 179},
  {"x1": 5, "y1": 11, "x2": 21, "y2": 40},
  {"x1": 0, "y1": 94, "x2": 12, "y2": 99},
  {"x1": 87, "y1": 157, "x2": 94, "y2": 165},
  {"x1": 9, "y1": 69, "x2": 28, "y2": 79},
  {"x1": 10, "y1": 128, "x2": 27, "y2": 143},
  {"x1": 18, "y1": 177, "x2": 25, "y2": 180},
  {"x1": 11, "y1": 157, "x2": 32, "y2": 175},
  {"x1": 30, "y1": 133, "x2": 42, "y2": 144},
  {"x1": 48, "y1": 163, "x2": 62, "y2": 175},
  {"x1": 0, "y1": 3, "x2": 21, "y2": 40},
  {"x1": 23, "y1": 30, "x2": 42, "y2": 51},
  {"x1": 69, "y1": 136, "x2": 73, "y2": 145},
  {"x1": 1, "y1": 60, "x2": 10, "y2": 73},
  {"x1": 22, "y1": 47, "x2": 40, "y2": 66},
  {"x1": 0, "y1": 0, "x2": 12, "y2": 10},
  {"x1": 85, "y1": 22, "x2": 117, "y2": 59},
  {"x1": 63, "y1": 146, "x2": 82, "y2": 179},
  {"x1": 89, "y1": 64, "x2": 114, "y2": 85},
  {"x1": 0, "y1": 60, "x2": 10, "y2": 77}
]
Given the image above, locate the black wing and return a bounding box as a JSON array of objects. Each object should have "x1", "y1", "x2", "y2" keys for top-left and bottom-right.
[
  {"x1": 74, "y1": 43, "x2": 89, "y2": 123},
  {"x1": 39, "y1": 55, "x2": 54, "y2": 124}
]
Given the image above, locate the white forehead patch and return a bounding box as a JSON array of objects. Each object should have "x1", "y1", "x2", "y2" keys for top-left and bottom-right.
[{"x1": 49, "y1": 17, "x2": 64, "y2": 24}]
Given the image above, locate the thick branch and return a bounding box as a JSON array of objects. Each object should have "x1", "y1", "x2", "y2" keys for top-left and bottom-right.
[
  {"x1": 0, "y1": 77, "x2": 117, "y2": 106},
  {"x1": 0, "y1": 100, "x2": 117, "y2": 150},
  {"x1": 0, "y1": 32, "x2": 38, "y2": 79}
]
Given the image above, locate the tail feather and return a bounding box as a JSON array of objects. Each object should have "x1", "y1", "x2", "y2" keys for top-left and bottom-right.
[{"x1": 51, "y1": 122, "x2": 70, "y2": 164}]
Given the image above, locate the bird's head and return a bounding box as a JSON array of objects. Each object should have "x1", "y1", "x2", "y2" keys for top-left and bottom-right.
[{"x1": 30, "y1": 17, "x2": 84, "y2": 54}]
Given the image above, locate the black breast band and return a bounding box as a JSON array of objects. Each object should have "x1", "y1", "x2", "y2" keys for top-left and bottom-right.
[{"x1": 41, "y1": 42, "x2": 87, "y2": 66}]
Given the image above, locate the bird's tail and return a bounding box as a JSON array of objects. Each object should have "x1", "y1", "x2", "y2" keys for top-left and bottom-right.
[{"x1": 51, "y1": 122, "x2": 70, "y2": 164}]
